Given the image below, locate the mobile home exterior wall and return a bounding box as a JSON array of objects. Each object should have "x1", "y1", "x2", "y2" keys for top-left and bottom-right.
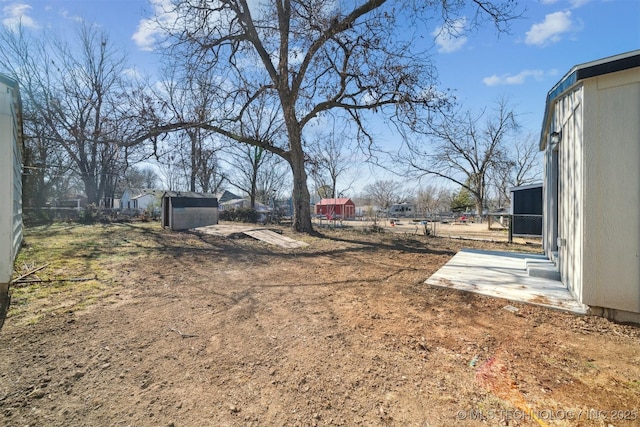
[
  {"x1": 388, "y1": 203, "x2": 415, "y2": 217},
  {"x1": 0, "y1": 75, "x2": 23, "y2": 316}
]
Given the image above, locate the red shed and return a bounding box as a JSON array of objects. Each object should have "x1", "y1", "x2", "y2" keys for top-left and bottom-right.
[{"x1": 315, "y1": 198, "x2": 355, "y2": 219}]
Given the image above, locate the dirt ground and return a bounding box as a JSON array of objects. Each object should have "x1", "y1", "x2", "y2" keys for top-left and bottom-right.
[
  {"x1": 1, "y1": 222, "x2": 639, "y2": 426},
  {"x1": 315, "y1": 217, "x2": 540, "y2": 245}
]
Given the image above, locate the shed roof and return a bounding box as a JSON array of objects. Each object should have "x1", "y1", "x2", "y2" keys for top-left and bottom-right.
[
  {"x1": 168, "y1": 196, "x2": 218, "y2": 208},
  {"x1": 316, "y1": 198, "x2": 354, "y2": 206},
  {"x1": 162, "y1": 190, "x2": 218, "y2": 199},
  {"x1": 508, "y1": 182, "x2": 543, "y2": 193},
  {"x1": 539, "y1": 49, "x2": 640, "y2": 150}
]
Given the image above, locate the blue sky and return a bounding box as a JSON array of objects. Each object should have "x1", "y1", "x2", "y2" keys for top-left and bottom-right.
[{"x1": 2, "y1": 0, "x2": 639, "y2": 193}]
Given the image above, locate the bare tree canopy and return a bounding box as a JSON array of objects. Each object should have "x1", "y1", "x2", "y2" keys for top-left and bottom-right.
[
  {"x1": 226, "y1": 144, "x2": 289, "y2": 208},
  {"x1": 0, "y1": 23, "x2": 144, "y2": 206},
  {"x1": 145, "y1": 0, "x2": 521, "y2": 232},
  {"x1": 488, "y1": 131, "x2": 541, "y2": 208},
  {"x1": 403, "y1": 98, "x2": 520, "y2": 216},
  {"x1": 415, "y1": 184, "x2": 450, "y2": 216},
  {"x1": 362, "y1": 180, "x2": 404, "y2": 211},
  {"x1": 158, "y1": 65, "x2": 228, "y2": 193},
  {"x1": 306, "y1": 115, "x2": 358, "y2": 200}
]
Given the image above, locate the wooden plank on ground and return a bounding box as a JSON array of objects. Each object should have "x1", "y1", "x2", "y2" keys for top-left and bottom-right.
[
  {"x1": 193, "y1": 224, "x2": 309, "y2": 249},
  {"x1": 195, "y1": 224, "x2": 259, "y2": 237},
  {"x1": 243, "y1": 229, "x2": 309, "y2": 249}
]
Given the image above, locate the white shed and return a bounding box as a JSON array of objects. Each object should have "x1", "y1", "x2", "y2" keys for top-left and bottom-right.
[
  {"x1": 0, "y1": 75, "x2": 23, "y2": 320},
  {"x1": 540, "y1": 50, "x2": 640, "y2": 323}
]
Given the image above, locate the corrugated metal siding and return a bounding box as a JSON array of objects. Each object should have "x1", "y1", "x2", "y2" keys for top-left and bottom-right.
[{"x1": 11, "y1": 92, "x2": 22, "y2": 263}]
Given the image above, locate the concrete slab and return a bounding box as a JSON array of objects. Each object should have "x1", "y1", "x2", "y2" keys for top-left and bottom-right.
[{"x1": 425, "y1": 249, "x2": 588, "y2": 315}]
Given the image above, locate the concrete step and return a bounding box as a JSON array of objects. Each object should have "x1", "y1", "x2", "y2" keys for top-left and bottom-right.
[
  {"x1": 526, "y1": 258, "x2": 561, "y2": 281},
  {"x1": 528, "y1": 266, "x2": 561, "y2": 281}
]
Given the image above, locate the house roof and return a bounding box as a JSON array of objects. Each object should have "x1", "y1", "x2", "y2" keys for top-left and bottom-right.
[
  {"x1": 221, "y1": 198, "x2": 271, "y2": 211},
  {"x1": 132, "y1": 189, "x2": 165, "y2": 200},
  {"x1": 215, "y1": 190, "x2": 241, "y2": 203},
  {"x1": 316, "y1": 197, "x2": 354, "y2": 206},
  {"x1": 539, "y1": 49, "x2": 640, "y2": 150}
]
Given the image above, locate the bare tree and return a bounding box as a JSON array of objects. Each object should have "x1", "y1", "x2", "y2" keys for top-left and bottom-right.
[
  {"x1": 157, "y1": 150, "x2": 187, "y2": 191},
  {"x1": 363, "y1": 180, "x2": 403, "y2": 212},
  {"x1": 0, "y1": 23, "x2": 141, "y2": 205},
  {"x1": 120, "y1": 166, "x2": 160, "y2": 191},
  {"x1": 227, "y1": 145, "x2": 283, "y2": 207},
  {"x1": 254, "y1": 155, "x2": 290, "y2": 206},
  {"x1": 145, "y1": 0, "x2": 519, "y2": 233},
  {"x1": 224, "y1": 90, "x2": 286, "y2": 206},
  {"x1": 20, "y1": 110, "x2": 72, "y2": 212},
  {"x1": 415, "y1": 184, "x2": 449, "y2": 217},
  {"x1": 405, "y1": 99, "x2": 519, "y2": 218},
  {"x1": 306, "y1": 116, "x2": 357, "y2": 200},
  {"x1": 488, "y1": 131, "x2": 541, "y2": 209},
  {"x1": 156, "y1": 66, "x2": 228, "y2": 193}
]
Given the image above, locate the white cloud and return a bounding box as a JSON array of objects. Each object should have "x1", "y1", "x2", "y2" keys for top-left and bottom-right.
[
  {"x1": 432, "y1": 17, "x2": 467, "y2": 54},
  {"x1": 525, "y1": 11, "x2": 573, "y2": 46},
  {"x1": 60, "y1": 9, "x2": 83, "y2": 23},
  {"x1": 132, "y1": 18, "x2": 160, "y2": 52},
  {"x1": 2, "y1": 3, "x2": 39, "y2": 30},
  {"x1": 133, "y1": 0, "x2": 267, "y2": 52},
  {"x1": 122, "y1": 67, "x2": 143, "y2": 80},
  {"x1": 483, "y1": 69, "x2": 546, "y2": 86},
  {"x1": 132, "y1": 0, "x2": 176, "y2": 51},
  {"x1": 569, "y1": 0, "x2": 591, "y2": 8}
]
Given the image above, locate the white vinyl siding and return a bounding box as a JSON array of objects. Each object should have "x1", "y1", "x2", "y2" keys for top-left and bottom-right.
[{"x1": 0, "y1": 78, "x2": 23, "y2": 288}]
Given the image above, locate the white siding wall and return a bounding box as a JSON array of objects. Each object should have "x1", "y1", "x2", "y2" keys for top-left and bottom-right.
[
  {"x1": 0, "y1": 80, "x2": 23, "y2": 291},
  {"x1": 120, "y1": 189, "x2": 135, "y2": 210},
  {"x1": 542, "y1": 141, "x2": 556, "y2": 254},
  {"x1": 553, "y1": 86, "x2": 585, "y2": 303},
  {"x1": 582, "y1": 68, "x2": 640, "y2": 313}
]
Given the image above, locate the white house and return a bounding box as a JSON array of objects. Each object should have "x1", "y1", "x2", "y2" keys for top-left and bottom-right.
[
  {"x1": 120, "y1": 188, "x2": 164, "y2": 213},
  {"x1": 540, "y1": 50, "x2": 640, "y2": 323},
  {"x1": 0, "y1": 74, "x2": 23, "y2": 321}
]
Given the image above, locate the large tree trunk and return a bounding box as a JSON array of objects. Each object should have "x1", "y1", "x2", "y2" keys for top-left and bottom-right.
[
  {"x1": 475, "y1": 198, "x2": 484, "y2": 223},
  {"x1": 82, "y1": 174, "x2": 99, "y2": 205},
  {"x1": 288, "y1": 134, "x2": 313, "y2": 233}
]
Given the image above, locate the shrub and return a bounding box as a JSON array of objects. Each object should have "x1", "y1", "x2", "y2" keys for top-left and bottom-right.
[
  {"x1": 219, "y1": 207, "x2": 259, "y2": 223},
  {"x1": 78, "y1": 205, "x2": 99, "y2": 224}
]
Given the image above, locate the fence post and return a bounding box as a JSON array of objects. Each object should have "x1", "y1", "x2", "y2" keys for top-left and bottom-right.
[{"x1": 508, "y1": 215, "x2": 513, "y2": 243}]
